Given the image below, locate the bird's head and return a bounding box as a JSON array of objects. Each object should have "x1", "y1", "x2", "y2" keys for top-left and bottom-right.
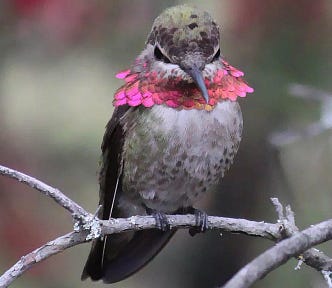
[{"x1": 114, "y1": 5, "x2": 253, "y2": 110}]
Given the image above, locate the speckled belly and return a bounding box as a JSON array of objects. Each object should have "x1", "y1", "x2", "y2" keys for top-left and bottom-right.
[{"x1": 120, "y1": 101, "x2": 242, "y2": 214}]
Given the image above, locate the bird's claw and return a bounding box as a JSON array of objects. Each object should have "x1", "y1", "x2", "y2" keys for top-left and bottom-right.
[
  {"x1": 153, "y1": 212, "x2": 170, "y2": 231},
  {"x1": 145, "y1": 207, "x2": 170, "y2": 232},
  {"x1": 189, "y1": 209, "x2": 209, "y2": 237}
]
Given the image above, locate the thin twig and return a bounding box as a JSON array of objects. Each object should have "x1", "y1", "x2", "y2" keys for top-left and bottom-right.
[
  {"x1": 270, "y1": 84, "x2": 332, "y2": 147},
  {"x1": 0, "y1": 231, "x2": 89, "y2": 288},
  {"x1": 288, "y1": 83, "x2": 332, "y2": 101},
  {"x1": 0, "y1": 165, "x2": 89, "y2": 219}
]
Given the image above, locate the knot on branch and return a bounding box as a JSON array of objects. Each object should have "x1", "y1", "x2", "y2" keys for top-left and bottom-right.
[
  {"x1": 271, "y1": 197, "x2": 298, "y2": 239},
  {"x1": 322, "y1": 270, "x2": 332, "y2": 288},
  {"x1": 73, "y1": 206, "x2": 102, "y2": 240},
  {"x1": 271, "y1": 198, "x2": 310, "y2": 271}
]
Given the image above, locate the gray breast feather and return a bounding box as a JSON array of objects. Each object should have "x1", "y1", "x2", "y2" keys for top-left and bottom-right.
[{"x1": 120, "y1": 101, "x2": 242, "y2": 213}]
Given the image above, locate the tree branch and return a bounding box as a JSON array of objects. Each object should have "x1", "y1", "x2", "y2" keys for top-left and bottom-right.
[
  {"x1": 0, "y1": 165, "x2": 89, "y2": 219},
  {"x1": 1, "y1": 164, "x2": 332, "y2": 288},
  {"x1": 0, "y1": 231, "x2": 89, "y2": 288},
  {"x1": 100, "y1": 215, "x2": 280, "y2": 239},
  {"x1": 0, "y1": 215, "x2": 281, "y2": 287},
  {"x1": 223, "y1": 218, "x2": 332, "y2": 288}
]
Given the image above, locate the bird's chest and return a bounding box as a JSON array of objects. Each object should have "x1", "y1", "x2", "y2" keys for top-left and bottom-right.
[{"x1": 121, "y1": 101, "x2": 242, "y2": 213}]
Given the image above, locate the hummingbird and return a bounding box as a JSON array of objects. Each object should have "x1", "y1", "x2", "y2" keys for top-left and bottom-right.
[{"x1": 82, "y1": 4, "x2": 253, "y2": 283}]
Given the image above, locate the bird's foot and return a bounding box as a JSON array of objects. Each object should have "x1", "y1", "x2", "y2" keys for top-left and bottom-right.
[
  {"x1": 183, "y1": 208, "x2": 208, "y2": 237},
  {"x1": 146, "y1": 207, "x2": 170, "y2": 232}
]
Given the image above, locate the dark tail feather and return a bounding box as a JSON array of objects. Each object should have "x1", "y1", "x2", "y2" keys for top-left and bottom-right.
[
  {"x1": 82, "y1": 229, "x2": 176, "y2": 283},
  {"x1": 81, "y1": 238, "x2": 105, "y2": 281}
]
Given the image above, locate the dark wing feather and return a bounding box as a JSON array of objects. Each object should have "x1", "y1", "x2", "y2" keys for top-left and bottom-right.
[
  {"x1": 81, "y1": 105, "x2": 130, "y2": 280},
  {"x1": 82, "y1": 105, "x2": 176, "y2": 283},
  {"x1": 99, "y1": 105, "x2": 131, "y2": 220}
]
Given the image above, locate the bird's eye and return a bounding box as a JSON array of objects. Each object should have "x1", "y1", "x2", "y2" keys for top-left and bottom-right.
[
  {"x1": 212, "y1": 48, "x2": 220, "y2": 62},
  {"x1": 154, "y1": 46, "x2": 171, "y2": 63}
]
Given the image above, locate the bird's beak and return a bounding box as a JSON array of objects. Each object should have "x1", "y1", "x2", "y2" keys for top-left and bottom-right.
[{"x1": 185, "y1": 66, "x2": 209, "y2": 104}]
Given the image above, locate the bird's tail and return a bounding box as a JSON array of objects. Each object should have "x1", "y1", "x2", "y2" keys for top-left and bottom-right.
[{"x1": 81, "y1": 229, "x2": 176, "y2": 283}]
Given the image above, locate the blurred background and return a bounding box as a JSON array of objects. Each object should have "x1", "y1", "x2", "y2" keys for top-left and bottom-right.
[{"x1": 0, "y1": 0, "x2": 331, "y2": 287}]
